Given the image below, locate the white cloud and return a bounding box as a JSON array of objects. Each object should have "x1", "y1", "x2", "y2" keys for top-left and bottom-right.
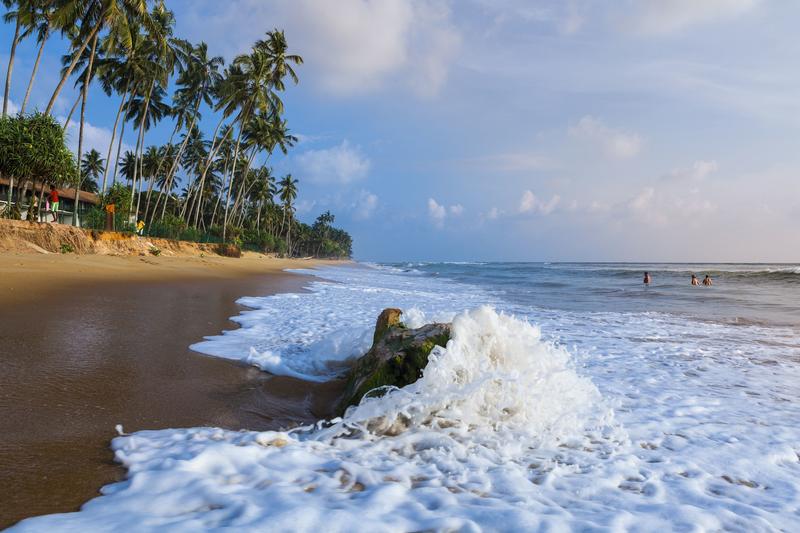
[
  {"x1": 353, "y1": 190, "x2": 379, "y2": 220},
  {"x1": 180, "y1": 0, "x2": 460, "y2": 97},
  {"x1": 427, "y1": 197, "x2": 447, "y2": 227},
  {"x1": 662, "y1": 159, "x2": 719, "y2": 182},
  {"x1": 518, "y1": 189, "x2": 560, "y2": 215},
  {"x1": 295, "y1": 198, "x2": 317, "y2": 215},
  {"x1": 294, "y1": 140, "x2": 370, "y2": 185},
  {"x1": 469, "y1": 151, "x2": 552, "y2": 172},
  {"x1": 569, "y1": 116, "x2": 643, "y2": 159},
  {"x1": 627, "y1": 0, "x2": 761, "y2": 35},
  {"x1": 5, "y1": 98, "x2": 19, "y2": 114},
  {"x1": 486, "y1": 207, "x2": 500, "y2": 220},
  {"x1": 627, "y1": 160, "x2": 720, "y2": 225},
  {"x1": 62, "y1": 117, "x2": 134, "y2": 163},
  {"x1": 427, "y1": 197, "x2": 464, "y2": 227}
]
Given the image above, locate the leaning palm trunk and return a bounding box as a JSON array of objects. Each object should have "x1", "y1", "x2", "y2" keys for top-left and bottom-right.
[
  {"x1": 209, "y1": 150, "x2": 232, "y2": 228},
  {"x1": 142, "y1": 120, "x2": 181, "y2": 223},
  {"x1": 3, "y1": 16, "x2": 21, "y2": 117},
  {"x1": 112, "y1": 118, "x2": 127, "y2": 186},
  {"x1": 181, "y1": 115, "x2": 231, "y2": 225},
  {"x1": 74, "y1": 33, "x2": 98, "y2": 226},
  {"x1": 130, "y1": 81, "x2": 154, "y2": 218},
  {"x1": 102, "y1": 80, "x2": 132, "y2": 193},
  {"x1": 229, "y1": 148, "x2": 259, "y2": 227},
  {"x1": 45, "y1": 18, "x2": 102, "y2": 115},
  {"x1": 62, "y1": 92, "x2": 81, "y2": 130},
  {"x1": 221, "y1": 109, "x2": 251, "y2": 241},
  {"x1": 20, "y1": 28, "x2": 50, "y2": 114}
]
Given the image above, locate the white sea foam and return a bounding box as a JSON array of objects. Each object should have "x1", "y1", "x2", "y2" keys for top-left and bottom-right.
[
  {"x1": 12, "y1": 307, "x2": 618, "y2": 532},
  {"x1": 190, "y1": 265, "x2": 491, "y2": 381},
  {"x1": 12, "y1": 264, "x2": 800, "y2": 531}
]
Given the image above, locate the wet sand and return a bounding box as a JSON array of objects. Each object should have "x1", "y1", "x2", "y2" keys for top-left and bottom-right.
[{"x1": 0, "y1": 254, "x2": 345, "y2": 528}]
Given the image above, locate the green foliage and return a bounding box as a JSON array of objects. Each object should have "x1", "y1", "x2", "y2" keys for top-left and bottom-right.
[
  {"x1": 0, "y1": 113, "x2": 77, "y2": 186},
  {"x1": 147, "y1": 213, "x2": 186, "y2": 239},
  {"x1": 149, "y1": 247, "x2": 161, "y2": 256},
  {"x1": 60, "y1": 243, "x2": 74, "y2": 254},
  {"x1": 178, "y1": 227, "x2": 202, "y2": 242}
]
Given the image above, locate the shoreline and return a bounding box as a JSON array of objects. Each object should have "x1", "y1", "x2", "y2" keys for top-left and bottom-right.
[{"x1": 0, "y1": 252, "x2": 347, "y2": 528}]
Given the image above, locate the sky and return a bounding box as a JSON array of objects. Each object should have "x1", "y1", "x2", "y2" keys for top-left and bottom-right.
[{"x1": 2, "y1": 0, "x2": 800, "y2": 262}]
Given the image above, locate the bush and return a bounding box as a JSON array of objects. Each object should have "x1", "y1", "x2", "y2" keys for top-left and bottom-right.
[
  {"x1": 216, "y1": 243, "x2": 242, "y2": 258},
  {"x1": 178, "y1": 226, "x2": 202, "y2": 242},
  {"x1": 60, "y1": 243, "x2": 74, "y2": 254},
  {"x1": 147, "y1": 213, "x2": 185, "y2": 239}
]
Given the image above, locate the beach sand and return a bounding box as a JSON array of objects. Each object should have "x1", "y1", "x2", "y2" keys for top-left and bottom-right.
[{"x1": 0, "y1": 252, "x2": 346, "y2": 528}]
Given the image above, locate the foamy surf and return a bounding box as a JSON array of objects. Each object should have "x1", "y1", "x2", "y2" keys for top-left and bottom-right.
[
  {"x1": 11, "y1": 308, "x2": 616, "y2": 532},
  {"x1": 189, "y1": 265, "x2": 490, "y2": 381},
  {"x1": 13, "y1": 263, "x2": 800, "y2": 531}
]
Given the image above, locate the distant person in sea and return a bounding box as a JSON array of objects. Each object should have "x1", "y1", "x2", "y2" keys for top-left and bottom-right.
[
  {"x1": 643, "y1": 272, "x2": 652, "y2": 285},
  {"x1": 136, "y1": 220, "x2": 145, "y2": 236},
  {"x1": 49, "y1": 188, "x2": 59, "y2": 223},
  {"x1": 691, "y1": 274, "x2": 699, "y2": 286},
  {"x1": 703, "y1": 275, "x2": 713, "y2": 286}
]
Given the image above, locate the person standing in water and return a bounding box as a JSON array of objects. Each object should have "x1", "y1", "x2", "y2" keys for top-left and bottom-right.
[
  {"x1": 691, "y1": 274, "x2": 700, "y2": 286},
  {"x1": 703, "y1": 275, "x2": 713, "y2": 286},
  {"x1": 643, "y1": 272, "x2": 652, "y2": 285}
]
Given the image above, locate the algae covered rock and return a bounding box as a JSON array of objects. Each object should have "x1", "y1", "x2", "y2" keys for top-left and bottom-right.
[{"x1": 338, "y1": 309, "x2": 450, "y2": 412}]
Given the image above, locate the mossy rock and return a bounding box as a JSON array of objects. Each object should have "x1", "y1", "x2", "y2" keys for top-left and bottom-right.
[{"x1": 338, "y1": 309, "x2": 450, "y2": 413}]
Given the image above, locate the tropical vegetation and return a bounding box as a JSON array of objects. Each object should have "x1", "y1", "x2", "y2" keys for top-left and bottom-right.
[{"x1": 0, "y1": 0, "x2": 352, "y2": 258}]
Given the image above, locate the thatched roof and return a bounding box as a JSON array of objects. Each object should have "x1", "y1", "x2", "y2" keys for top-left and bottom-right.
[{"x1": 0, "y1": 177, "x2": 100, "y2": 205}]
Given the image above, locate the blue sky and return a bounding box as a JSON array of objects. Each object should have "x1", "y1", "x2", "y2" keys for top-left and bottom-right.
[{"x1": 3, "y1": 0, "x2": 800, "y2": 261}]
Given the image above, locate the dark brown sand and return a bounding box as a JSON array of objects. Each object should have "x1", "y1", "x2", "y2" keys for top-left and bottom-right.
[{"x1": 0, "y1": 255, "x2": 345, "y2": 528}]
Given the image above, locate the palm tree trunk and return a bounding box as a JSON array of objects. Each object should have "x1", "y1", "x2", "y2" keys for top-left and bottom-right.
[
  {"x1": 152, "y1": 95, "x2": 203, "y2": 223},
  {"x1": 182, "y1": 114, "x2": 230, "y2": 224},
  {"x1": 101, "y1": 80, "x2": 132, "y2": 193},
  {"x1": 142, "y1": 121, "x2": 180, "y2": 223},
  {"x1": 209, "y1": 150, "x2": 232, "y2": 228},
  {"x1": 3, "y1": 17, "x2": 21, "y2": 117},
  {"x1": 20, "y1": 29, "x2": 50, "y2": 114},
  {"x1": 62, "y1": 92, "x2": 81, "y2": 130},
  {"x1": 131, "y1": 80, "x2": 154, "y2": 218},
  {"x1": 230, "y1": 148, "x2": 258, "y2": 226},
  {"x1": 222, "y1": 108, "x2": 250, "y2": 241},
  {"x1": 45, "y1": 18, "x2": 102, "y2": 115},
  {"x1": 112, "y1": 118, "x2": 127, "y2": 186},
  {"x1": 74, "y1": 32, "x2": 98, "y2": 227}
]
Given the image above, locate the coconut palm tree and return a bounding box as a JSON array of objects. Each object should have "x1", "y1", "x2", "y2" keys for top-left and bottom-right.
[
  {"x1": 219, "y1": 30, "x2": 302, "y2": 241},
  {"x1": 19, "y1": 0, "x2": 56, "y2": 114},
  {"x1": 46, "y1": 0, "x2": 149, "y2": 115},
  {"x1": 119, "y1": 150, "x2": 137, "y2": 184},
  {"x1": 151, "y1": 41, "x2": 222, "y2": 224},
  {"x1": 80, "y1": 148, "x2": 103, "y2": 193},
  {"x1": 2, "y1": 0, "x2": 27, "y2": 116},
  {"x1": 278, "y1": 173, "x2": 297, "y2": 253}
]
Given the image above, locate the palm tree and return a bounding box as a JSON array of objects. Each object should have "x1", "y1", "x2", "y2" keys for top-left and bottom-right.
[
  {"x1": 46, "y1": 0, "x2": 149, "y2": 115},
  {"x1": 2, "y1": 0, "x2": 26, "y2": 116},
  {"x1": 119, "y1": 150, "x2": 137, "y2": 184},
  {"x1": 278, "y1": 173, "x2": 297, "y2": 254},
  {"x1": 19, "y1": 0, "x2": 56, "y2": 114},
  {"x1": 219, "y1": 30, "x2": 302, "y2": 241},
  {"x1": 73, "y1": 25, "x2": 101, "y2": 225},
  {"x1": 80, "y1": 148, "x2": 103, "y2": 193},
  {"x1": 151, "y1": 41, "x2": 222, "y2": 224}
]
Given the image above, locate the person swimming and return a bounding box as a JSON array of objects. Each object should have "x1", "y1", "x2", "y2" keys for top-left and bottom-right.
[
  {"x1": 643, "y1": 272, "x2": 652, "y2": 285},
  {"x1": 703, "y1": 275, "x2": 713, "y2": 286},
  {"x1": 691, "y1": 274, "x2": 699, "y2": 286}
]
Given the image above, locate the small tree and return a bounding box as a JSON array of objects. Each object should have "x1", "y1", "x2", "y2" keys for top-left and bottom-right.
[{"x1": 0, "y1": 112, "x2": 77, "y2": 218}]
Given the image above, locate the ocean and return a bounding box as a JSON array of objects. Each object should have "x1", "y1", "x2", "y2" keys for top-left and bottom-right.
[{"x1": 13, "y1": 263, "x2": 800, "y2": 531}]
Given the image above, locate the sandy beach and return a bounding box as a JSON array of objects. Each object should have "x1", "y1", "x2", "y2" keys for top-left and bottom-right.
[{"x1": 0, "y1": 252, "x2": 346, "y2": 528}]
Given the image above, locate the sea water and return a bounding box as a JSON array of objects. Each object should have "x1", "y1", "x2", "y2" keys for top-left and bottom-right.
[{"x1": 12, "y1": 263, "x2": 800, "y2": 531}]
